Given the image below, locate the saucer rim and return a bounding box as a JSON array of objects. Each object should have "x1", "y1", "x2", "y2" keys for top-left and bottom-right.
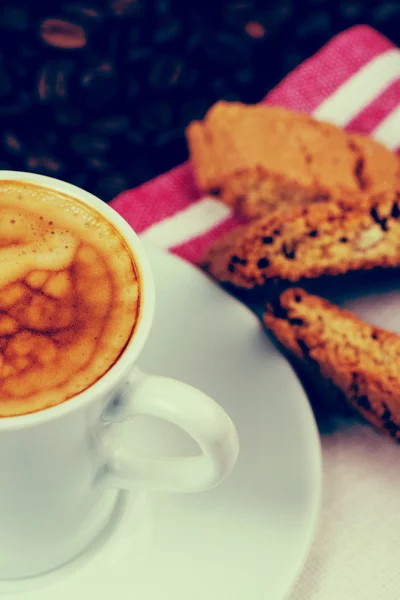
[{"x1": 143, "y1": 242, "x2": 322, "y2": 600}]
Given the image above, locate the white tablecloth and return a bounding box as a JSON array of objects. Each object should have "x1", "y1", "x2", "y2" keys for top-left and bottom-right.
[
  {"x1": 291, "y1": 416, "x2": 400, "y2": 599},
  {"x1": 291, "y1": 278, "x2": 400, "y2": 600}
]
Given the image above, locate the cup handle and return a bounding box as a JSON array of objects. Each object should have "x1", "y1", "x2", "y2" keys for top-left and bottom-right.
[{"x1": 99, "y1": 368, "x2": 239, "y2": 493}]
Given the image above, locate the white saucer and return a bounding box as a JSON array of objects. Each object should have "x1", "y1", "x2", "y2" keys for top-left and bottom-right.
[{"x1": 9, "y1": 243, "x2": 321, "y2": 600}]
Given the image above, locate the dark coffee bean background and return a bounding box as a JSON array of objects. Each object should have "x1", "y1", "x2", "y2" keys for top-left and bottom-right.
[{"x1": 0, "y1": 1, "x2": 399, "y2": 202}]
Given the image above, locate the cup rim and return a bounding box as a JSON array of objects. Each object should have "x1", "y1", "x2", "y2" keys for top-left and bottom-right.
[{"x1": 0, "y1": 171, "x2": 155, "y2": 430}]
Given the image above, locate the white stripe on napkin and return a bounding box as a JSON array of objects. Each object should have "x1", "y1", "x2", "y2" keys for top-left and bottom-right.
[
  {"x1": 141, "y1": 49, "x2": 400, "y2": 249},
  {"x1": 140, "y1": 197, "x2": 231, "y2": 249},
  {"x1": 313, "y1": 48, "x2": 400, "y2": 126},
  {"x1": 372, "y1": 104, "x2": 400, "y2": 149}
]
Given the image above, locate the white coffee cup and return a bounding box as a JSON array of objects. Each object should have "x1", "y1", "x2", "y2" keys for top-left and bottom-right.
[{"x1": 0, "y1": 171, "x2": 239, "y2": 580}]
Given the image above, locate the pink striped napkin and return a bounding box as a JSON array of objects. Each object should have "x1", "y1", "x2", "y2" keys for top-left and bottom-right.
[{"x1": 111, "y1": 25, "x2": 400, "y2": 263}]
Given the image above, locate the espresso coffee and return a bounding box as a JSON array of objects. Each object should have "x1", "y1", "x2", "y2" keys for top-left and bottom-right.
[{"x1": 0, "y1": 180, "x2": 140, "y2": 417}]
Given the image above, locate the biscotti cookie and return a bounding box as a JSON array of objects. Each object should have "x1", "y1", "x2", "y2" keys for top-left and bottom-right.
[
  {"x1": 263, "y1": 288, "x2": 400, "y2": 441},
  {"x1": 186, "y1": 101, "x2": 400, "y2": 218},
  {"x1": 202, "y1": 192, "x2": 400, "y2": 290}
]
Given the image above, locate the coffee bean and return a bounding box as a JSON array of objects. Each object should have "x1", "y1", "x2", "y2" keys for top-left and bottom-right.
[
  {"x1": 87, "y1": 156, "x2": 109, "y2": 171},
  {"x1": 25, "y1": 155, "x2": 64, "y2": 175},
  {"x1": 109, "y1": 0, "x2": 142, "y2": 17},
  {"x1": 153, "y1": 18, "x2": 183, "y2": 45},
  {"x1": 37, "y1": 60, "x2": 74, "y2": 103},
  {"x1": 244, "y1": 21, "x2": 265, "y2": 39},
  {"x1": 204, "y1": 33, "x2": 249, "y2": 66},
  {"x1": 37, "y1": 66, "x2": 53, "y2": 101},
  {"x1": 80, "y1": 61, "x2": 118, "y2": 107},
  {"x1": 91, "y1": 115, "x2": 130, "y2": 134},
  {"x1": 70, "y1": 134, "x2": 110, "y2": 155},
  {"x1": 149, "y1": 55, "x2": 183, "y2": 89},
  {"x1": 3, "y1": 131, "x2": 24, "y2": 155},
  {"x1": 223, "y1": 1, "x2": 254, "y2": 26},
  {"x1": 139, "y1": 101, "x2": 173, "y2": 132},
  {"x1": 81, "y1": 61, "x2": 113, "y2": 86},
  {"x1": 63, "y1": 3, "x2": 104, "y2": 22},
  {"x1": 54, "y1": 107, "x2": 82, "y2": 127},
  {"x1": 39, "y1": 18, "x2": 87, "y2": 50}
]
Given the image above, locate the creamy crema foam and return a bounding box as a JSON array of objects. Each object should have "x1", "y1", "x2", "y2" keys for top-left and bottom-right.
[{"x1": 0, "y1": 181, "x2": 140, "y2": 417}]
